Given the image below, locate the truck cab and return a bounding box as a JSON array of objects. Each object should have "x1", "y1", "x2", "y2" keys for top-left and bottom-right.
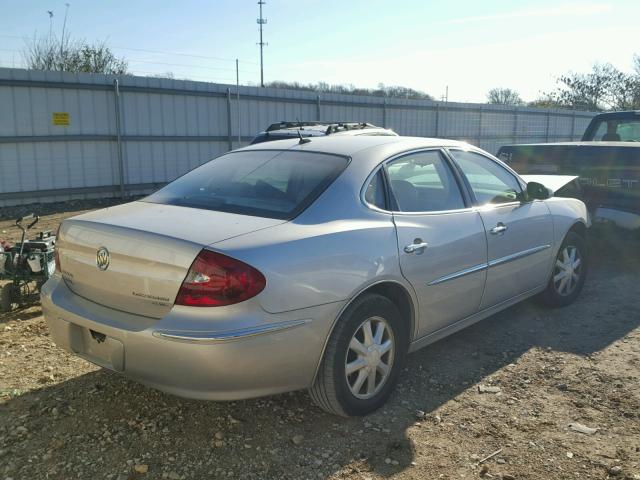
[
  {"x1": 582, "y1": 111, "x2": 640, "y2": 142},
  {"x1": 497, "y1": 111, "x2": 640, "y2": 231}
]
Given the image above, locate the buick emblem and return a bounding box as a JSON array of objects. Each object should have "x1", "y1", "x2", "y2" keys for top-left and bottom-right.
[{"x1": 96, "y1": 247, "x2": 110, "y2": 271}]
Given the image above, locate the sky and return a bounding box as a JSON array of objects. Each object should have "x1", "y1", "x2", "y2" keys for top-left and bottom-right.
[{"x1": 0, "y1": 0, "x2": 638, "y2": 103}]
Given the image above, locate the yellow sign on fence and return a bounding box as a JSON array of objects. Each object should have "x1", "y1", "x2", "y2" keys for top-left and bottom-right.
[{"x1": 52, "y1": 112, "x2": 70, "y2": 126}]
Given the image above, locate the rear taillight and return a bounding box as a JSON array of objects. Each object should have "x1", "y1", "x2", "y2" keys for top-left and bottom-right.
[{"x1": 175, "y1": 250, "x2": 266, "y2": 307}]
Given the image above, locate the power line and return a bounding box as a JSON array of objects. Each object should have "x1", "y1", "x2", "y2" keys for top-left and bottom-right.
[
  {"x1": 111, "y1": 45, "x2": 258, "y2": 65},
  {"x1": 126, "y1": 58, "x2": 257, "y2": 74},
  {"x1": 0, "y1": 34, "x2": 258, "y2": 65},
  {"x1": 0, "y1": 47, "x2": 258, "y2": 73},
  {"x1": 126, "y1": 69, "x2": 239, "y2": 83}
]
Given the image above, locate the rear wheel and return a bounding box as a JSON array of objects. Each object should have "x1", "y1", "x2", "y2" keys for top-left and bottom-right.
[
  {"x1": 309, "y1": 293, "x2": 408, "y2": 417},
  {"x1": 540, "y1": 231, "x2": 587, "y2": 307}
]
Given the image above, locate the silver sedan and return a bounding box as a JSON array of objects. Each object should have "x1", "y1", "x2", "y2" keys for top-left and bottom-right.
[{"x1": 42, "y1": 136, "x2": 589, "y2": 416}]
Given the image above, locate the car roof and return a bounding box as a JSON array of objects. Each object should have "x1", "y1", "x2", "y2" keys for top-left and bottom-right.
[
  {"x1": 238, "y1": 135, "x2": 472, "y2": 158},
  {"x1": 592, "y1": 110, "x2": 640, "y2": 120}
]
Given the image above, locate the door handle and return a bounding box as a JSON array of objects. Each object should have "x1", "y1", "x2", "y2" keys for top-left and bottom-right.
[
  {"x1": 490, "y1": 222, "x2": 508, "y2": 235},
  {"x1": 404, "y1": 241, "x2": 429, "y2": 253}
]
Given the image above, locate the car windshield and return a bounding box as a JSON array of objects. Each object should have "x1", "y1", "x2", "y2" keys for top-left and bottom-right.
[{"x1": 143, "y1": 150, "x2": 349, "y2": 219}]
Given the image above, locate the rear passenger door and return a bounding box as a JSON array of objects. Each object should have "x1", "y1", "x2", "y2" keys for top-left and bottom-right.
[
  {"x1": 385, "y1": 149, "x2": 488, "y2": 337},
  {"x1": 447, "y1": 149, "x2": 554, "y2": 309}
]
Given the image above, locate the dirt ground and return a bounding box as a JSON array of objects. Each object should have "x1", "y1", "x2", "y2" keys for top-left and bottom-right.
[{"x1": 0, "y1": 201, "x2": 639, "y2": 480}]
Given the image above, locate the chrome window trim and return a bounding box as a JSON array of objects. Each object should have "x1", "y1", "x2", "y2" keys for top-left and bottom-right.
[
  {"x1": 445, "y1": 146, "x2": 527, "y2": 189},
  {"x1": 445, "y1": 147, "x2": 528, "y2": 204},
  {"x1": 360, "y1": 147, "x2": 473, "y2": 216},
  {"x1": 428, "y1": 244, "x2": 551, "y2": 286},
  {"x1": 361, "y1": 167, "x2": 393, "y2": 214}
]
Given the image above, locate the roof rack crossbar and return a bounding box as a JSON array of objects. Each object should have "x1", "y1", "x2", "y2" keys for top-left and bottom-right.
[{"x1": 266, "y1": 121, "x2": 378, "y2": 133}]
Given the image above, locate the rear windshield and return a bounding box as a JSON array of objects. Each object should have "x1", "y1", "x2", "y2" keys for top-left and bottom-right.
[
  {"x1": 143, "y1": 150, "x2": 349, "y2": 219},
  {"x1": 589, "y1": 118, "x2": 640, "y2": 142}
]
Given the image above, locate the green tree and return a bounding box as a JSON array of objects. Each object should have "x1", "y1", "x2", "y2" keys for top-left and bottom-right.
[
  {"x1": 543, "y1": 58, "x2": 640, "y2": 111},
  {"x1": 486, "y1": 87, "x2": 523, "y2": 105},
  {"x1": 23, "y1": 34, "x2": 128, "y2": 75},
  {"x1": 265, "y1": 80, "x2": 432, "y2": 100},
  {"x1": 528, "y1": 94, "x2": 565, "y2": 109}
]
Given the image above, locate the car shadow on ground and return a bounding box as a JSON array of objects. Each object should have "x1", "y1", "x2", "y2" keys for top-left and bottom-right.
[
  {"x1": 0, "y1": 304, "x2": 41, "y2": 324},
  {"x1": 1, "y1": 235, "x2": 639, "y2": 479}
]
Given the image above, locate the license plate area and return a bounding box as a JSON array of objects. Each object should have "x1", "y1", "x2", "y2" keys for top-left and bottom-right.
[{"x1": 61, "y1": 320, "x2": 125, "y2": 372}]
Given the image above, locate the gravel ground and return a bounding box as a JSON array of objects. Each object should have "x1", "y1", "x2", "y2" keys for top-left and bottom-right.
[{"x1": 1, "y1": 200, "x2": 639, "y2": 480}]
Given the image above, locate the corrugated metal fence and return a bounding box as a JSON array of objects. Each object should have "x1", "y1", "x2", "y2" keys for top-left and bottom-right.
[{"x1": 0, "y1": 67, "x2": 597, "y2": 206}]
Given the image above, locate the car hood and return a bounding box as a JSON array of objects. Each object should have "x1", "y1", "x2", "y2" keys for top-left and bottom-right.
[{"x1": 520, "y1": 175, "x2": 579, "y2": 194}]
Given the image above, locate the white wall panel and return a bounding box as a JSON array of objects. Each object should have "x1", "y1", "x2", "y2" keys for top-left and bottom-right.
[{"x1": 0, "y1": 67, "x2": 597, "y2": 206}]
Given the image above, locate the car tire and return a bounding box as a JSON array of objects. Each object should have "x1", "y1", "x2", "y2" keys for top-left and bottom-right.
[
  {"x1": 309, "y1": 293, "x2": 409, "y2": 417},
  {"x1": 1, "y1": 283, "x2": 14, "y2": 313},
  {"x1": 540, "y1": 231, "x2": 587, "y2": 307}
]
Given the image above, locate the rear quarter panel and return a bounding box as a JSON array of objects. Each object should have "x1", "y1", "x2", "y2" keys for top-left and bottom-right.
[
  {"x1": 210, "y1": 148, "x2": 410, "y2": 315},
  {"x1": 212, "y1": 210, "x2": 403, "y2": 314}
]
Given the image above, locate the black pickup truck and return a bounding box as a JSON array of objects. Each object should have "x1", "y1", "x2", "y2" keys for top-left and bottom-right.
[{"x1": 497, "y1": 111, "x2": 640, "y2": 230}]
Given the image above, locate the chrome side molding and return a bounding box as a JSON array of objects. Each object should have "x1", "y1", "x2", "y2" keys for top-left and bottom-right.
[
  {"x1": 428, "y1": 244, "x2": 551, "y2": 286},
  {"x1": 488, "y1": 244, "x2": 551, "y2": 268},
  {"x1": 428, "y1": 263, "x2": 488, "y2": 286},
  {"x1": 154, "y1": 318, "x2": 312, "y2": 343}
]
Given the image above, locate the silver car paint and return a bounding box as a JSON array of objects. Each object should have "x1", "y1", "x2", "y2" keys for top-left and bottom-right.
[
  {"x1": 393, "y1": 209, "x2": 488, "y2": 337},
  {"x1": 57, "y1": 205, "x2": 286, "y2": 318},
  {"x1": 41, "y1": 277, "x2": 345, "y2": 399},
  {"x1": 476, "y1": 200, "x2": 554, "y2": 308},
  {"x1": 42, "y1": 135, "x2": 589, "y2": 401}
]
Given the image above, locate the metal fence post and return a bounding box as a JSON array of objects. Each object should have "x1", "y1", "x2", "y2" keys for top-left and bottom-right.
[
  {"x1": 435, "y1": 104, "x2": 440, "y2": 137},
  {"x1": 316, "y1": 95, "x2": 321, "y2": 121},
  {"x1": 512, "y1": 107, "x2": 519, "y2": 143},
  {"x1": 236, "y1": 87, "x2": 241, "y2": 145},
  {"x1": 545, "y1": 111, "x2": 551, "y2": 142},
  {"x1": 570, "y1": 111, "x2": 577, "y2": 139},
  {"x1": 113, "y1": 79, "x2": 125, "y2": 198},
  {"x1": 382, "y1": 99, "x2": 387, "y2": 128},
  {"x1": 477, "y1": 106, "x2": 483, "y2": 146},
  {"x1": 226, "y1": 88, "x2": 233, "y2": 151}
]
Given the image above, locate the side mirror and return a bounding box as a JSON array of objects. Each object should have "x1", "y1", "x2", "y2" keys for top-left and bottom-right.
[{"x1": 526, "y1": 181, "x2": 552, "y2": 201}]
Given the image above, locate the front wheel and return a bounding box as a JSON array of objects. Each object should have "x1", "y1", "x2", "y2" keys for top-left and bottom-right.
[
  {"x1": 540, "y1": 231, "x2": 587, "y2": 307},
  {"x1": 309, "y1": 293, "x2": 408, "y2": 417}
]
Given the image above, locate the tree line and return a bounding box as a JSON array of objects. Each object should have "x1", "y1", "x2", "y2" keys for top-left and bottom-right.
[
  {"x1": 488, "y1": 56, "x2": 640, "y2": 111},
  {"x1": 18, "y1": 34, "x2": 640, "y2": 111}
]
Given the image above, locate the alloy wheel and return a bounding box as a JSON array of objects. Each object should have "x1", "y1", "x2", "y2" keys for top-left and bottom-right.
[
  {"x1": 553, "y1": 245, "x2": 582, "y2": 296},
  {"x1": 344, "y1": 316, "x2": 395, "y2": 400}
]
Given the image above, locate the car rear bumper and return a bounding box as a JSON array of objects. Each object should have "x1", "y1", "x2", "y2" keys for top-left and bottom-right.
[{"x1": 41, "y1": 275, "x2": 341, "y2": 400}]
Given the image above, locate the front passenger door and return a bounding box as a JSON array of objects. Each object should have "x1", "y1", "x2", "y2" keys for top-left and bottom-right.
[{"x1": 448, "y1": 149, "x2": 554, "y2": 309}]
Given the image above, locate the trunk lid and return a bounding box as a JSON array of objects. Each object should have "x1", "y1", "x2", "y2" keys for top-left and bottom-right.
[{"x1": 57, "y1": 202, "x2": 284, "y2": 318}]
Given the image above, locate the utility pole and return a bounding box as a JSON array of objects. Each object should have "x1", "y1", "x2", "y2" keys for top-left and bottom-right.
[{"x1": 257, "y1": 1, "x2": 267, "y2": 87}]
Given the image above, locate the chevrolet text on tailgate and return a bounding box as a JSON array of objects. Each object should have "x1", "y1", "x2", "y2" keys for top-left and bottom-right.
[
  {"x1": 43, "y1": 135, "x2": 589, "y2": 416},
  {"x1": 498, "y1": 110, "x2": 640, "y2": 231}
]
